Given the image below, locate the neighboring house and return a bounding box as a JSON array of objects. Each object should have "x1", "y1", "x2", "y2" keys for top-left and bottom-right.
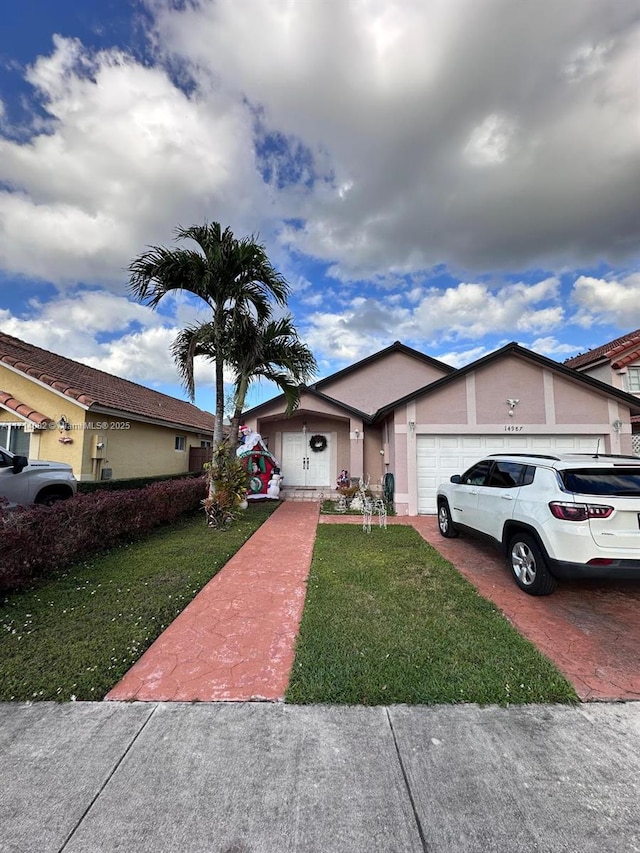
[
  {"x1": 243, "y1": 340, "x2": 640, "y2": 515},
  {"x1": 0, "y1": 332, "x2": 214, "y2": 482},
  {"x1": 564, "y1": 328, "x2": 640, "y2": 453}
]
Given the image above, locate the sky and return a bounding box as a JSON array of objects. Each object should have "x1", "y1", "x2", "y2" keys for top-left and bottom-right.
[{"x1": 0, "y1": 0, "x2": 639, "y2": 415}]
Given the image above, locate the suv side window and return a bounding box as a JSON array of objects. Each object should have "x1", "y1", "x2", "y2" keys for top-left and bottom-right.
[
  {"x1": 487, "y1": 461, "x2": 525, "y2": 488},
  {"x1": 462, "y1": 460, "x2": 493, "y2": 486}
]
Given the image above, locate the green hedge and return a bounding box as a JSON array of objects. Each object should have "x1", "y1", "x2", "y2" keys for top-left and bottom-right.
[
  {"x1": 77, "y1": 471, "x2": 201, "y2": 493},
  {"x1": 1, "y1": 476, "x2": 208, "y2": 592}
]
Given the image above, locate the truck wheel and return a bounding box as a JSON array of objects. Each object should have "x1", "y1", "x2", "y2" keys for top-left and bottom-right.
[
  {"x1": 507, "y1": 532, "x2": 556, "y2": 595},
  {"x1": 35, "y1": 489, "x2": 70, "y2": 506}
]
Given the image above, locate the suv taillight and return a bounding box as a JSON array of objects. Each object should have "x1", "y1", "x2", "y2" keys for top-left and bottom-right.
[{"x1": 549, "y1": 502, "x2": 614, "y2": 521}]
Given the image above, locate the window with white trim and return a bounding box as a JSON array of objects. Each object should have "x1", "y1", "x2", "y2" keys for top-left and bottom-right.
[
  {"x1": 0, "y1": 424, "x2": 30, "y2": 455},
  {"x1": 627, "y1": 367, "x2": 640, "y2": 392},
  {"x1": 174, "y1": 435, "x2": 186, "y2": 451}
]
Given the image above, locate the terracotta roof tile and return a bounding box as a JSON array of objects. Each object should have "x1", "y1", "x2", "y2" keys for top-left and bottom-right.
[
  {"x1": 565, "y1": 329, "x2": 640, "y2": 368},
  {"x1": 0, "y1": 332, "x2": 215, "y2": 434},
  {"x1": 0, "y1": 391, "x2": 52, "y2": 427}
]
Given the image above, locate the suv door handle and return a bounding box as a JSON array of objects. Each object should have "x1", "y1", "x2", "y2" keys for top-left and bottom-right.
[{"x1": 501, "y1": 495, "x2": 514, "y2": 500}]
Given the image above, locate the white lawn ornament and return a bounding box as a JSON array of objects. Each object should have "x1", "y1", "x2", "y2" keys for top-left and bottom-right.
[
  {"x1": 362, "y1": 496, "x2": 373, "y2": 533},
  {"x1": 335, "y1": 494, "x2": 347, "y2": 513},
  {"x1": 374, "y1": 498, "x2": 387, "y2": 529},
  {"x1": 266, "y1": 471, "x2": 282, "y2": 499}
]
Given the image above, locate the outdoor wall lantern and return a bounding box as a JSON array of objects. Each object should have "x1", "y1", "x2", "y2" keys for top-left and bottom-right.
[
  {"x1": 57, "y1": 415, "x2": 71, "y2": 431},
  {"x1": 408, "y1": 421, "x2": 415, "y2": 432},
  {"x1": 354, "y1": 428, "x2": 360, "y2": 440},
  {"x1": 612, "y1": 419, "x2": 623, "y2": 432},
  {"x1": 506, "y1": 399, "x2": 520, "y2": 417}
]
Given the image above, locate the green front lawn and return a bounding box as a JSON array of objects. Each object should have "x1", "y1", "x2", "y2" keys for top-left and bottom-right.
[
  {"x1": 1, "y1": 509, "x2": 578, "y2": 706},
  {"x1": 0, "y1": 504, "x2": 278, "y2": 701},
  {"x1": 286, "y1": 524, "x2": 577, "y2": 706}
]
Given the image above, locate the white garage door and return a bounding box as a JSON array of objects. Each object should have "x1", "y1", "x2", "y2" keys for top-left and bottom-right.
[{"x1": 417, "y1": 434, "x2": 604, "y2": 514}]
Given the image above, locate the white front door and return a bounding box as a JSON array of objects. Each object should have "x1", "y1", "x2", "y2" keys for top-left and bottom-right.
[{"x1": 281, "y1": 432, "x2": 332, "y2": 487}]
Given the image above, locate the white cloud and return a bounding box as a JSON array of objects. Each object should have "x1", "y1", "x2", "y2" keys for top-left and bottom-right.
[
  {"x1": 434, "y1": 345, "x2": 490, "y2": 369},
  {"x1": 463, "y1": 114, "x2": 517, "y2": 167},
  {"x1": 152, "y1": 0, "x2": 640, "y2": 280},
  {"x1": 571, "y1": 274, "x2": 640, "y2": 328},
  {"x1": 0, "y1": 35, "x2": 267, "y2": 287},
  {"x1": 300, "y1": 276, "x2": 565, "y2": 367},
  {"x1": 529, "y1": 336, "x2": 581, "y2": 359},
  {"x1": 410, "y1": 278, "x2": 562, "y2": 340}
]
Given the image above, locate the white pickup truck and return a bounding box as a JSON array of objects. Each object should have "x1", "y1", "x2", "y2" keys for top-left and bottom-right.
[{"x1": 0, "y1": 445, "x2": 78, "y2": 507}]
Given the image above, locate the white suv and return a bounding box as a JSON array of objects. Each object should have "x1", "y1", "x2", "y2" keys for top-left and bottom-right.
[
  {"x1": 0, "y1": 446, "x2": 77, "y2": 508},
  {"x1": 436, "y1": 453, "x2": 640, "y2": 595}
]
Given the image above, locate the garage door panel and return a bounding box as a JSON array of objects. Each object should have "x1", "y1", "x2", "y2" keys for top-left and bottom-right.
[{"x1": 416, "y1": 434, "x2": 604, "y2": 514}]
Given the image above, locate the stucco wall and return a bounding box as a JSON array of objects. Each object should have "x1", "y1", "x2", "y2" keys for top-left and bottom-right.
[
  {"x1": 413, "y1": 382, "x2": 468, "y2": 423},
  {"x1": 552, "y1": 375, "x2": 610, "y2": 423},
  {"x1": 474, "y1": 357, "x2": 546, "y2": 424},
  {"x1": 581, "y1": 362, "x2": 618, "y2": 388},
  {"x1": 318, "y1": 351, "x2": 449, "y2": 415},
  {"x1": 74, "y1": 418, "x2": 206, "y2": 481},
  {"x1": 362, "y1": 425, "x2": 385, "y2": 490}
]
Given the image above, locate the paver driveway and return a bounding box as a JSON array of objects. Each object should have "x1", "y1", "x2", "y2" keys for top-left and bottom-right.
[{"x1": 403, "y1": 516, "x2": 640, "y2": 701}]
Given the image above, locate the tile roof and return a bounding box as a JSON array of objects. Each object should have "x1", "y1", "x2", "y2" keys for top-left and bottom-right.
[
  {"x1": 564, "y1": 329, "x2": 640, "y2": 369},
  {"x1": 0, "y1": 332, "x2": 215, "y2": 433},
  {"x1": 0, "y1": 391, "x2": 52, "y2": 427}
]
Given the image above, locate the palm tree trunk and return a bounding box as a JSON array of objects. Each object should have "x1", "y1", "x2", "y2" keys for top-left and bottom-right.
[{"x1": 228, "y1": 374, "x2": 250, "y2": 453}]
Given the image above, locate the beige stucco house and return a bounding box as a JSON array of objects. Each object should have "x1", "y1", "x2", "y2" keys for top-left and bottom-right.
[
  {"x1": 244, "y1": 340, "x2": 640, "y2": 515},
  {"x1": 0, "y1": 332, "x2": 214, "y2": 482}
]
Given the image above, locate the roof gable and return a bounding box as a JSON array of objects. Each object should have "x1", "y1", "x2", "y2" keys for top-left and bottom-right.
[
  {"x1": 0, "y1": 332, "x2": 215, "y2": 433},
  {"x1": 312, "y1": 342, "x2": 453, "y2": 416},
  {"x1": 313, "y1": 341, "x2": 453, "y2": 391},
  {"x1": 375, "y1": 341, "x2": 640, "y2": 420},
  {"x1": 243, "y1": 341, "x2": 453, "y2": 421}
]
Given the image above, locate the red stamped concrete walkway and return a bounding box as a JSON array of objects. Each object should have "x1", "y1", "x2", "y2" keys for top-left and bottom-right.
[{"x1": 106, "y1": 502, "x2": 318, "y2": 702}]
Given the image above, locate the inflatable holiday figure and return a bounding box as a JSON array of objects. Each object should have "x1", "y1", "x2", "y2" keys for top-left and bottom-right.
[
  {"x1": 236, "y1": 425, "x2": 281, "y2": 500},
  {"x1": 267, "y1": 468, "x2": 282, "y2": 499}
]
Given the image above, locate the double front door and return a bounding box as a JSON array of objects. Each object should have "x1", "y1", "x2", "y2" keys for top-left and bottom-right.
[{"x1": 281, "y1": 432, "x2": 331, "y2": 487}]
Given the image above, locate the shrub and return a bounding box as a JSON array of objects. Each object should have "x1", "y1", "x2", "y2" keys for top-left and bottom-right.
[
  {"x1": 202, "y1": 443, "x2": 248, "y2": 528},
  {"x1": 0, "y1": 476, "x2": 207, "y2": 592}
]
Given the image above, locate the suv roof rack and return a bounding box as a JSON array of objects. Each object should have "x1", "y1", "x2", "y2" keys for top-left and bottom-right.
[
  {"x1": 561, "y1": 453, "x2": 640, "y2": 460},
  {"x1": 487, "y1": 453, "x2": 561, "y2": 460}
]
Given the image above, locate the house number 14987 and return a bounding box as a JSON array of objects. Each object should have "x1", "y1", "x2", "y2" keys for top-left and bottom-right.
[{"x1": 504, "y1": 425, "x2": 524, "y2": 432}]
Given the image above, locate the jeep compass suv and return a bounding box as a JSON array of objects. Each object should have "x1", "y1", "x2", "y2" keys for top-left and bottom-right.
[{"x1": 436, "y1": 453, "x2": 640, "y2": 595}]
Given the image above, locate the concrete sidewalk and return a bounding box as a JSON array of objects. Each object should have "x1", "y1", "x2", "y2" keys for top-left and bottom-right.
[{"x1": 2, "y1": 701, "x2": 639, "y2": 853}]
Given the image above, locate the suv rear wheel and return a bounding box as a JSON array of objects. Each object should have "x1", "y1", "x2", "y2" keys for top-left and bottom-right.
[{"x1": 507, "y1": 532, "x2": 556, "y2": 596}]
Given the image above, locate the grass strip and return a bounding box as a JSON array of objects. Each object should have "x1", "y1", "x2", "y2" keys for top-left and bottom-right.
[
  {"x1": 0, "y1": 503, "x2": 278, "y2": 701},
  {"x1": 286, "y1": 525, "x2": 578, "y2": 706}
]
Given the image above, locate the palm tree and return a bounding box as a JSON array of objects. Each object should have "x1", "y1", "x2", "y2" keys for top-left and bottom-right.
[
  {"x1": 171, "y1": 314, "x2": 317, "y2": 453},
  {"x1": 227, "y1": 314, "x2": 317, "y2": 452},
  {"x1": 128, "y1": 222, "x2": 290, "y2": 443}
]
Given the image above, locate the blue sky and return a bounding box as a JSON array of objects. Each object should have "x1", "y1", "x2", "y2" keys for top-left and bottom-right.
[{"x1": 1, "y1": 0, "x2": 639, "y2": 415}]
